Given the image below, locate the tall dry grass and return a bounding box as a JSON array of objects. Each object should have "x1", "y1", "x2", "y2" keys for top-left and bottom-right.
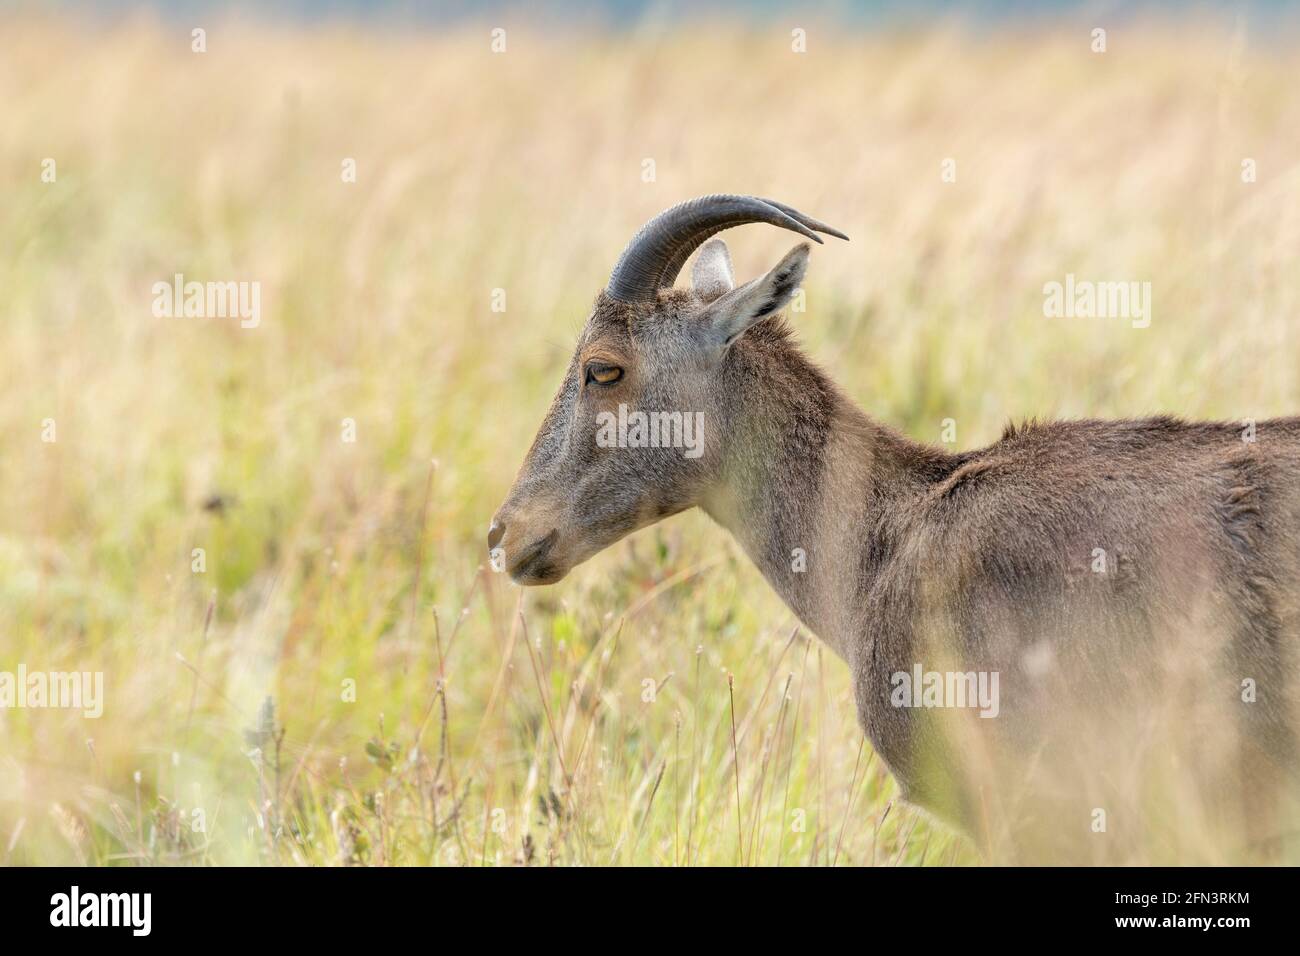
[{"x1": 1, "y1": 11, "x2": 1299, "y2": 864}]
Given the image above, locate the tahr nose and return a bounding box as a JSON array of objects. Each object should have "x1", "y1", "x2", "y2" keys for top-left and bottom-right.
[{"x1": 487, "y1": 518, "x2": 505, "y2": 552}]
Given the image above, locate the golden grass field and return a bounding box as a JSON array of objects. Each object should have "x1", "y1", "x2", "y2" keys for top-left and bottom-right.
[{"x1": 2, "y1": 10, "x2": 1299, "y2": 865}]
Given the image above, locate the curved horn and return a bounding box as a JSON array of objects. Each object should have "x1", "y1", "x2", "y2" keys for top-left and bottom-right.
[{"x1": 606, "y1": 194, "x2": 848, "y2": 304}]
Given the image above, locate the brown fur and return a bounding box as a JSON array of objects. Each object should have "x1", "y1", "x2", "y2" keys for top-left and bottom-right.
[{"x1": 493, "y1": 248, "x2": 1300, "y2": 861}]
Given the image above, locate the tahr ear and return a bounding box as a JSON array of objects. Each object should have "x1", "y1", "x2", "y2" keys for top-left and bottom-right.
[
  {"x1": 701, "y1": 243, "x2": 809, "y2": 349},
  {"x1": 691, "y1": 238, "x2": 735, "y2": 302}
]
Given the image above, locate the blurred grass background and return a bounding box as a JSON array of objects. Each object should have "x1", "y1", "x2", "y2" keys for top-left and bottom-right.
[{"x1": 1, "y1": 8, "x2": 1298, "y2": 864}]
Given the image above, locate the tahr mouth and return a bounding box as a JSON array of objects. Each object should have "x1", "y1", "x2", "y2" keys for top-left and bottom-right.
[{"x1": 506, "y1": 529, "x2": 564, "y2": 585}]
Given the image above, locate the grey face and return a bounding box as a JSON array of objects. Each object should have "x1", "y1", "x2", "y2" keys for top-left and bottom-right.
[{"x1": 489, "y1": 238, "x2": 813, "y2": 584}]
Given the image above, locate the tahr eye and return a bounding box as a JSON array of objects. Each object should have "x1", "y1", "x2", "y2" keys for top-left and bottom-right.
[{"x1": 585, "y1": 364, "x2": 623, "y2": 386}]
